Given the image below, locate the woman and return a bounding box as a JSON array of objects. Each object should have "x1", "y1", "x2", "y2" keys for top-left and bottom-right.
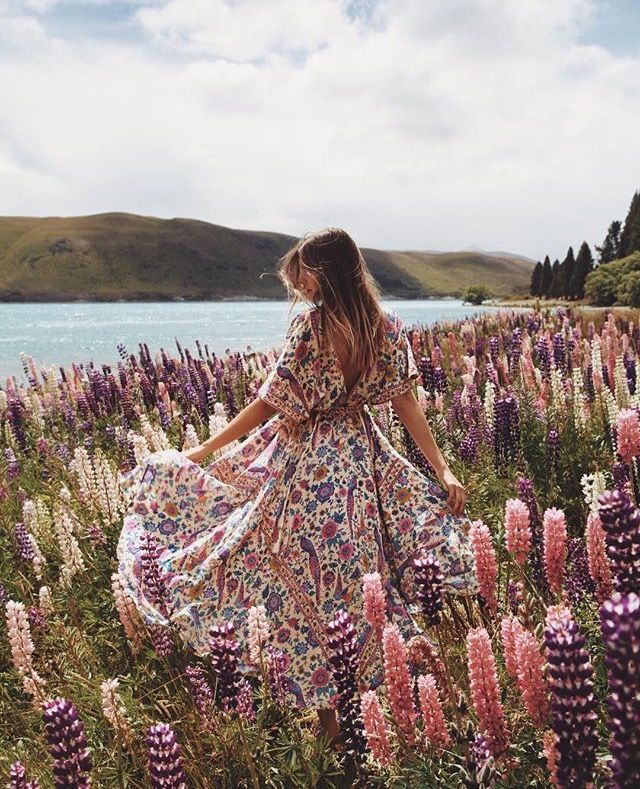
[{"x1": 116, "y1": 227, "x2": 478, "y2": 746}]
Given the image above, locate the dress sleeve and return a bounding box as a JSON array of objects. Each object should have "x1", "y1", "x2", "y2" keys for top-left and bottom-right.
[
  {"x1": 366, "y1": 313, "x2": 419, "y2": 405},
  {"x1": 258, "y1": 310, "x2": 316, "y2": 423}
]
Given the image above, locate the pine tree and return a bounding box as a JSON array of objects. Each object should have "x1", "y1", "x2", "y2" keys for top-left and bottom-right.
[
  {"x1": 619, "y1": 190, "x2": 640, "y2": 258},
  {"x1": 548, "y1": 259, "x2": 561, "y2": 298},
  {"x1": 595, "y1": 220, "x2": 622, "y2": 264},
  {"x1": 530, "y1": 261, "x2": 543, "y2": 296},
  {"x1": 562, "y1": 247, "x2": 575, "y2": 299},
  {"x1": 570, "y1": 241, "x2": 594, "y2": 300},
  {"x1": 542, "y1": 255, "x2": 552, "y2": 297}
]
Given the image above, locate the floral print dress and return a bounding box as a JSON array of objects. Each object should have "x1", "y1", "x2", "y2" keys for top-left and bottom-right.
[{"x1": 116, "y1": 307, "x2": 479, "y2": 710}]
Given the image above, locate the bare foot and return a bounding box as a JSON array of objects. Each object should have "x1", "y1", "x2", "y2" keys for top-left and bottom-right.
[{"x1": 317, "y1": 708, "x2": 343, "y2": 750}]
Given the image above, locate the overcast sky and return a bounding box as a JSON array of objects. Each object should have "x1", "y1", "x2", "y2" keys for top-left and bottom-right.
[{"x1": 1, "y1": 0, "x2": 639, "y2": 262}]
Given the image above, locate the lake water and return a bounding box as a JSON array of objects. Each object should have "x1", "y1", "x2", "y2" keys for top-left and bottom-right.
[{"x1": 0, "y1": 300, "x2": 528, "y2": 382}]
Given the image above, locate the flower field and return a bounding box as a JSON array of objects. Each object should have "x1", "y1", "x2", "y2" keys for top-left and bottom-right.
[{"x1": 1, "y1": 305, "x2": 639, "y2": 788}]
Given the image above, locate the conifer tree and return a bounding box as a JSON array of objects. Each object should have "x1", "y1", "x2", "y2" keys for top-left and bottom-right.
[
  {"x1": 595, "y1": 220, "x2": 621, "y2": 264},
  {"x1": 570, "y1": 241, "x2": 594, "y2": 300},
  {"x1": 548, "y1": 259, "x2": 561, "y2": 298},
  {"x1": 619, "y1": 190, "x2": 640, "y2": 258},
  {"x1": 562, "y1": 246, "x2": 575, "y2": 299},
  {"x1": 541, "y1": 255, "x2": 552, "y2": 297},
  {"x1": 530, "y1": 261, "x2": 543, "y2": 296}
]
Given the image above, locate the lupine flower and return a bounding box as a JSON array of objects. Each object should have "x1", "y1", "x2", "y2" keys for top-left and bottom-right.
[
  {"x1": 8, "y1": 760, "x2": 40, "y2": 789},
  {"x1": 543, "y1": 508, "x2": 567, "y2": 595},
  {"x1": 100, "y1": 678, "x2": 131, "y2": 740},
  {"x1": 586, "y1": 512, "x2": 613, "y2": 603},
  {"x1": 185, "y1": 664, "x2": 217, "y2": 732},
  {"x1": 544, "y1": 605, "x2": 598, "y2": 788},
  {"x1": 111, "y1": 572, "x2": 145, "y2": 655},
  {"x1": 504, "y1": 498, "x2": 532, "y2": 567},
  {"x1": 326, "y1": 609, "x2": 368, "y2": 762},
  {"x1": 406, "y1": 634, "x2": 448, "y2": 692},
  {"x1": 500, "y1": 615, "x2": 524, "y2": 680},
  {"x1": 413, "y1": 550, "x2": 444, "y2": 626},
  {"x1": 469, "y1": 520, "x2": 498, "y2": 616},
  {"x1": 139, "y1": 532, "x2": 174, "y2": 656},
  {"x1": 417, "y1": 673, "x2": 451, "y2": 749},
  {"x1": 466, "y1": 627, "x2": 510, "y2": 758},
  {"x1": 516, "y1": 476, "x2": 545, "y2": 587},
  {"x1": 41, "y1": 697, "x2": 93, "y2": 788},
  {"x1": 236, "y1": 678, "x2": 256, "y2": 723},
  {"x1": 615, "y1": 408, "x2": 640, "y2": 464},
  {"x1": 265, "y1": 645, "x2": 289, "y2": 706},
  {"x1": 542, "y1": 729, "x2": 559, "y2": 788},
  {"x1": 600, "y1": 592, "x2": 640, "y2": 788},
  {"x1": 597, "y1": 488, "x2": 640, "y2": 594},
  {"x1": 146, "y1": 723, "x2": 188, "y2": 788},
  {"x1": 5, "y1": 599, "x2": 46, "y2": 702},
  {"x1": 465, "y1": 731, "x2": 495, "y2": 788},
  {"x1": 246, "y1": 604, "x2": 270, "y2": 665},
  {"x1": 514, "y1": 628, "x2": 550, "y2": 727},
  {"x1": 493, "y1": 392, "x2": 520, "y2": 467},
  {"x1": 382, "y1": 622, "x2": 418, "y2": 747},
  {"x1": 362, "y1": 572, "x2": 387, "y2": 639},
  {"x1": 360, "y1": 689, "x2": 393, "y2": 766},
  {"x1": 507, "y1": 580, "x2": 524, "y2": 615},
  {"x1": 209, "y1": 621, "x2": 243, "y2": 714}
]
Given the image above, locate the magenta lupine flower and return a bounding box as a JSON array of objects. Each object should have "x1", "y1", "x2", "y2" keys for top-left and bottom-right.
[
  {"x1": 265, "y1": 645, "x2": 289, "y2": 706},
  {"x1": 326, "y1": 609, "x2": 368, "y2": 764},
  {"x1": 41, "y1": 697, "x2": 93, "y2": 788},
  {"x1": 413, "y1": 549, "x2": 444, "y2": 626},
  {"x1": 615, "y1": 408, "x2": 640, "y2": 464},
  {"x1": 8, "y1": 761, "x2": 40, "y2": 789},
  {"x1": 14, "y1": 521, "x2": 35, "y2": 563},
  {"x1": 382, "y1": 623, "x2": 418, "y2": 747},
  {"x1": 466, "y1": 627, "x2": 510, "y2": 758},
  {"x1": 469, "y1": 520, "x2": 498, "y2": 616},
  {"x1": 597, "y1": 488, "x2": 640, "y2": 594},
  {"x1": 209, "y1": 621, "x2": 243, "y2": 714},
  {"x1": 417, "y1": 673, "x2": 451, "y2": 749},
  {"x1": 4, "y1": 447, "x2": 20, "y2": 481},
  {"x1": 504, "y1": 498, "x2": 532, "y2": 567},
  {"x1": 586, "y1": 512, "x2": 613, "y2": 603},
  {"x1": 146, "y1": 723, "x2": 188, "y2": 788},
  {"x1": 514, "y1": 629, "x2": 550, "y2": 728},
  {"x1": 360, "y1": 690, "x2": 394, "y2": 766},
  {"x1": 184, "y1": 664, "x2": 216, "y2": 732},
  {"x1": 362, "y1": 572, "x2": 387, "y2": 639},
  {"x1": 236, "y1": 678, "x2": 256, "y2": 723},
  {"x1": 543, "y1": 508, "x2": 567, "y2": 595},
  {"x1": 600, "y1": 592, "x2": 640, "y2": 788},
  {"x1": 544, "y1": 605, "x2": 598, "y2": 788}
]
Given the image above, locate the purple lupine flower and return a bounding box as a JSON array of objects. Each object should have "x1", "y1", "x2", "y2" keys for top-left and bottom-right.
[
  {"x1": 413, "y1": 549, "x2": 444, "y2": 626},
  {"x1": 546, "y1": 428, "x2": 560, "y2": 477},
  {"x1": 552, "y1": 332, "x2": 566, "y2": 374},
  {"x1": 493, "y1": 391, "x2": 520, "y2": 467},
  {"x1": 265, "y1": 645, "x2": 289, "y2": 706},
  {"x1": 236, "y1": 678, "x2": 256, "y2": 723},
  {"x1": 433, "y1": 366, "x2": 448, "y2": 394},
  {"x1": 139, "y1": 532, "x2": 174, "y2": 656},
  {"x1": 15, "y1": 521, "x2": 35, "y2": 563},
  {"x1": 597, "y1": 489, "x2": 640, "y2": 594},
  {"x1": 7, "y1": 396, "x2": 27, "y2": 450},
  {"x1": 41, "y1": 697, "x2": 93, "y2": 788},
  {"x1": 326, "y1": 608, "x2": 368, "y2": 767},
  {"x1": 8, "y1": 760, "x2": 40, "y2": 789},
  {"x1": 0, "y1": 583, "x2": 8, "y2": 607},
  {"x1": 185, "y1": 664, "x2": 216, "y2": 730},
  {"x1": 544, "y1": 605, "x2": 598, "y2": 788},
  {"x1": 516, "y1": 476, "x2": 546, "y2": 593},
  {"x1": 459, "y1": 426, "x2": 482, "y2": 464},
  {"x1": 146, "y1": 723, "x2": 188, "y2": 788},
  {"x1": 86, "y1": 523, "x2": 107, "y2": 547},
  {"x1": 465, "y1": 731, "x2": 495, "y2": 788},
  {"x1": 565, "y1": 537, "x2": 596, "y2": 605},
  {"x1": 28, "y1": 605, "x2": 48, "y2": 632},
  {"x1": 419, "y1": 356, "x2": 435, "y2": 394},
  {"x1": 600, "y1": 592, "x2": 640, "y2": 788},
  {"x1": 611, "y1": 460, "x2": 631, "y2": 494},
  {"x1": 507, "y1": 580, "x2": 523, "y2": 616},
  {"x1": 209, "y1": 621, "x2": 243, "y2": 714},
  {"x1": 489, "y1": 335, "x2": 500, "y2": 364},
  {"x1": 402, "y1": 425, "x2": 436, "y2": 477},
  {"x1": 4, "y1": 447, "x2": 20, "y2": 481}
]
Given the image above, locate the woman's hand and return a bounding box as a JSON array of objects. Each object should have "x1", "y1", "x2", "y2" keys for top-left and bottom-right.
[
  {"x1": 183, "y1": 444, "x2": 211, "y2": 465},
  {"x1": 436, "y1": 466, "x2": 467, "y2": 517}
]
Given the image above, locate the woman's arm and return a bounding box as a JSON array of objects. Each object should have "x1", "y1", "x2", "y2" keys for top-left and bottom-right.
[
  {"x1": 390, "y1": 388, "x2": 467, "y2": 516},
  {"x1": 183, "y1": 396, "x2": 278, "y2": 463}
]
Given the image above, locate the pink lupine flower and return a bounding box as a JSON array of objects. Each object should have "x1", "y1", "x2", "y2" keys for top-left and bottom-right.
[
  {"x1": 466, "y1": 627, "x2": 510, "y2": 758},
  {"x1": 382, "y1": 623, "x2": 417, "y2": 746},
  {"x1": 500, "y1": 615, "x2": 525, "y2": 680},
  {"x1": 362, "y1": 572, "x2": 387, "y2": 639},
  {"x1": 361, "y1": 689, "x2": 394, "y2": 766},
  {"x1": 111, "y1": 572, "x2": 145, "y2": 655},
  {"x1": 615, "y1": 408, "x2": 640, "y2": 464},
  {"x1": 100, "y1": 678, "x2": 132, "y2": 741},
  {"x1": 543, "y1": 508, "x2": 568, "y2": 595},
  {"x1": 247, "y1": 604, "x2": 270, "y2": 665},
  {"x1": 514, "y1": 629, "x2": 550, "y2": 727},
  {"x1": 5, "y1": 600, "x2": 46, "y2": 703},
  {"x1": 417, "y1": 673, "x2": 451, "y2": 749},
  {"x1": 469, "y1": 520, "x2": 498, "y2": 616},
  {"x1": 585, "y1": 512, "x2": 613, "y2": 603},
  {"x1": 504, "y1": 498, "x2": 532, "y2": 567},
  {"x1": 543, "y1": 729, "x2": 560, "y2": 786}
]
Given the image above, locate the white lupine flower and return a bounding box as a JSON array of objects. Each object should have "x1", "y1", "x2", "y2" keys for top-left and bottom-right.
[
  {"x1": 128, "y1": 431, "x2": 150, "y2": 466},
  {"x1": 550, "y1": 366, "x2": 566, "y2": 415},
  {"x1": 207, "y1": 403, "x2": 238, "y2": 458},
  {"x1": 69, "y1": 447, "x2": 99, "y2": 512},
  {"x1": 111, "y1": 572, "x2": 145, "y2": 654},
  {"x1": 416, "y1": 384, "x2": 429, "y2": 412},
  {"x1": 0, "y1": 389, "x2": 7, "y2": 411},
  {"x1": 5, "y1": 600, "x2": 47, "y2": 702},
  {"x1": 247, "y1": 604, "x2": 270, "y2": 665},
  {"x1": 100, "y1": 677, "x2": 131, "y2": 739},
  {"x1": 182, "y1": 423, "x2": 200, "y2": 450},
  {"x1": 571, "y1": 367, "x2": 588, "y2": 433},
  {"x1": 581, "y1": 471, "x2": 608, "y2": 514},
  {"x1": 483, "y1": 380, "x2": 496, "y2": 426},
  {"x1": 38, "y1": 586, "x2": 54, "y2": 615},
  {"x1": 140, "y1": 414, "x2": 171, "y2": 452},
  {"x1": 21, "y1": 500, "x2": 47, "y2": 579},
  {"x1": 614, "y1": 354, "x2": 630, "y2": 408},
  {"x1": 53, "y1": 506, "x2": 86, "y2": 587},
  {"x1": 601, "y1": 385, "x2": 620, "y2": 431}
]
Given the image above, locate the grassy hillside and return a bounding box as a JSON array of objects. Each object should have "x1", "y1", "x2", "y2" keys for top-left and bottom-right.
[{"x1": 0, "y1": 213, "x2": 534, "y2": 301}]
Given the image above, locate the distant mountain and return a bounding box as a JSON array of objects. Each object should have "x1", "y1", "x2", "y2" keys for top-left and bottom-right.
[{"x1": 0, "y1": 213, "x2": 535, "y2": 301}]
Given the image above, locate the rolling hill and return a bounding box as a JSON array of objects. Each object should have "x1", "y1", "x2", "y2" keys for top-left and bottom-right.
[{"x1": 0, "y1": 213, "x2": 535, "y2": 301}]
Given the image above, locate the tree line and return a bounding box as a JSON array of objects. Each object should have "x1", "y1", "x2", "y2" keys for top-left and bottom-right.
[{"x1": 529, "y1": 189, "x2": 640, "y2": 303}]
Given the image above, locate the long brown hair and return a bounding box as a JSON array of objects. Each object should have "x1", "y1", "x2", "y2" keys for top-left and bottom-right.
[{"x1": 276, "y1": 227, "x2": 391, "y2": 373}]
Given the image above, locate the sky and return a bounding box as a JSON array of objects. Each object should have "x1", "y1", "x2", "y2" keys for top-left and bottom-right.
[{"x1": 1, "y1": 0, "x2": 639, "y2": 262}]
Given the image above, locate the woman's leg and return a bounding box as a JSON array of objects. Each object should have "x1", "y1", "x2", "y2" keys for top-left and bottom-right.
[{"x1": 317, "y1": 707, "x2": 341, "y2": 743}]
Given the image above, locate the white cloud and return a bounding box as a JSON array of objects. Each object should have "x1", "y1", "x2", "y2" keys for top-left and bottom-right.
[{"x1": 0, "y1": 0, "x2": 639, "y2": 261}]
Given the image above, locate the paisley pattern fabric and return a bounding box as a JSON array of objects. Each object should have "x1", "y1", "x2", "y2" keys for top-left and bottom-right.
[{"x1": 116, "y1": 307, "x2": 479, "y2": 710}]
